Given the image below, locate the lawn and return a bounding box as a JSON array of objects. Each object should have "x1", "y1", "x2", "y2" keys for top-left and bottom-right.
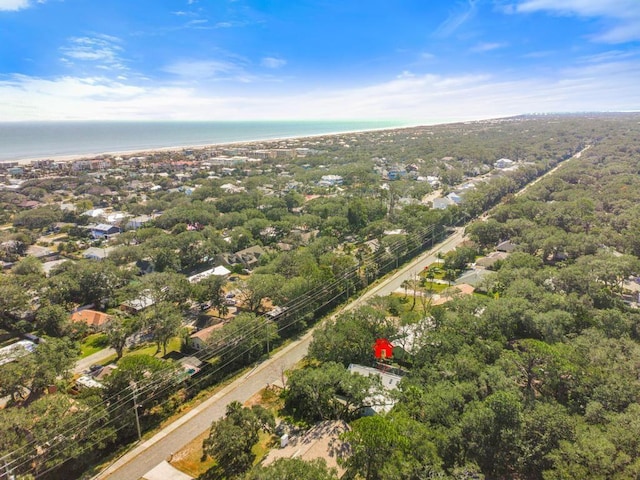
[{"x1": 80, "y1": 333, "x2": 109, "y2": 358}]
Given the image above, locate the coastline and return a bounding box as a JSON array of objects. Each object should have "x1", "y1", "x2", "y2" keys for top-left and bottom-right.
[{"x1": 6, "y1": 122, "x2": 425, "y2": 167}]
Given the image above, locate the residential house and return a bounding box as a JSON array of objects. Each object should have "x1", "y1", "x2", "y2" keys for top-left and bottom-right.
[
  {"x1": 190, "y1": 323, "x2": 225, "y2": 351},
  {"x1": 446, "y1": 192, "x2": 463, "y2": 204},
  {"x1": 187, "y1": 265, "x2": 231, "y2": 283},
  {"x1": 83, "y1": 246, "x2": 114, "y2": 261},
  {"x1": 0, "y1": 340, "x2": 36, "y2": 367},
  {"x1": 90, "y1": 224, "x2": 121, "y2": 239},
  {"x1": 347, "y1": 364, "x2": 402, "y2": 415},
  {"x1": 496, "y1": 239, "x2": 517, "y2": 253},
  {"x1": 318, "y1": 175, "x2": 343, "y2": 187},
  {"x1": 431, "y1": 283, "x2": 476, "y2": 306},
  {"x1": 70, "y1": 309, "x2": 111, "y2": 331},
  {"x1": 494, "y1": 158, "x2": 515, "y2": 169},
  {"x1": 120, "y1": 292, "x2": 156, "y2": 314},
  {"x1": 432, "y1": 197, "x2": 456, "y2": 210},
  {"x1": 216, "y1": 245, "x2": 265, "y2": 271},
  {"x1": 127, "y1": 214, "x2": 153, "y2": 230}
]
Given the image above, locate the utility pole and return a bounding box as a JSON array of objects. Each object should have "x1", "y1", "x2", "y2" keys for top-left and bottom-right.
[
  {"x1": 130, "y1": 382, "x2": 142, "y2": 442},
  {"x1": 265, "y1": 320, "x2": 270, "y2": 356},
  {"x1": 3, "y1": 457, "x2": 15, "y2": 480}
]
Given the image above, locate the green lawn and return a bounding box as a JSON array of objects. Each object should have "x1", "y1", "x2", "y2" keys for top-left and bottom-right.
[
  {"x1": 80, "y1": 334, "x2": 183, "y2": 362},
  {"x1": 80, "y1": 333, "x2": 109, "y2": 358}
]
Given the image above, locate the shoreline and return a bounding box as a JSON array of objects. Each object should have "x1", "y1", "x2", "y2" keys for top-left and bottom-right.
[{"x1": 7, "y1": 122, "x2": 427, "y2": 167}]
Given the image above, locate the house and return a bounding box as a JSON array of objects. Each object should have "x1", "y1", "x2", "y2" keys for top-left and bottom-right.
[
  {"x1": 348, "y1": 364, "x2": 402, "y2": 415},
  {"x1": 432, "y1": 197, "x2": 456, "y2": 210},
  {"x1": 494, "y1": 158, "x2": 515, "y2": 169},
  {"x1": 475, "y1": 251, "x2": 510, "y2": 268},
  {"x1": 190, "y1": 323, "x2": 225, "y2": 350},
  {"x1": 455, "y1": 269, "x2": 494, "y2": 288},
  {"x1": 127, "y1": 215, "x2": 153, "y2": 230},
  {"x1": 318, "y1": 175, "x2": 344, "y2": 187},
  {"x1": 90, "y1": 224, "x2": 121, "y2": 239},
  {"x1": 0, "y1": 340, "x2": 36, "y2": 367},
  {"x1": 70, "y1": 309, "x2": 112, "y2": 330},
  {"x1": 187, "y1": 265, "x2": 231, "y2": 283},
  {"x1": 496, "y1": 240, "x2": 517, "y2": 253},
  {"x1": 446, "y1": 192, "x2": 463, "y2": 204},
  {"x1": 216, "y1": 245, "x2": 265, "y2": 270},
  {"x1": 120, "y1": 292, "x2": 156, "y2": 314},
  {"x1": 83, "y1": 246, "x2": 114, "y2": 261},
  {"x1": 373, "y1": 338, "x2": 394, "y2": 360}
]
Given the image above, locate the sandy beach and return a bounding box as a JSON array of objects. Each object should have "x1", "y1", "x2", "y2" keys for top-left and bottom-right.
[{"x1": 6, "y1": 122, "x2": 421, "y2": 167}]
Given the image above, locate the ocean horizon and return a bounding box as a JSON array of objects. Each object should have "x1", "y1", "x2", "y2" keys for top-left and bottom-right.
[{"x1": 0, "y1": 120, "x2": 413, "y2": 163}]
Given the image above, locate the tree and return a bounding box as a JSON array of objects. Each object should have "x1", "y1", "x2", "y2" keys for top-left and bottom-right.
[
  {"x1": 105, "y1": 311, "x2": 136, "y2": 360},
  {"x1": 236, "y1": 274, "x2": 284, "y2": 313},
  {"x1": 12, "y1": 255, "x2": 44, "y2": 276},
  {"x1": 0, "y1": 274, "x2": 32, "y2": 331},
  {"x1": 309, "y1": 306, "x2": 396, "y2": 367},
  {"x1": 0, "y1": 392, "x2": 115, "y2": 478},
  {"x1": 138, "y1": 271, "x2": 192, "y2": 308},
  {"x1": 0, "y1": 337, "x2": 79, "y2": 402},
  {"x1": 243, "y1": 458, "x2": 339, "y2": 480},
  {"x1": 340, "y1": 413, "x2": 442, "y2": 480},
  {"x1": 30, "y1": 337, "x2": 80, "y2": 394},
  {"x1": 208, "y1": 313, "x2": 278, "y2": 370},
  {"x1": 13, "y1": 206, "x2": 62, "y2": 230},
  {"x1": 143, "y1": 302, "x2": 183, "y2": 355},
  {"x1": 284, "y1": 362, "x2": 378, "y2": 423},
  {"x1": 459, "y1": 391, "x2": 523, "y2": 477},
  {"x1": 193, "y1": 274, "x2": 227, "y2": 316},
  {"x1": 35, "y1": 303, "x2": 71, "y2": 337},
  {"x1": 203, "y1": 401, "x2": 274, "y2": 479}
]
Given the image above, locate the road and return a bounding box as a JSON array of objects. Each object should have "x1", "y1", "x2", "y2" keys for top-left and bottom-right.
[{"x1": 74, "y1": 347, "x2": 116, "y2": 374}]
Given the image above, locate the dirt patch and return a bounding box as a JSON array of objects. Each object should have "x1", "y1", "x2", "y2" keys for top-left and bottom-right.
[{"x1": 170, "y1": 429, "x2": 215, "y2": 478}]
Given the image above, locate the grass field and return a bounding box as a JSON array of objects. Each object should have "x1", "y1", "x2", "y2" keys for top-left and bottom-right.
[{"x1": 80, "y1": 333, "x2": 109, "y2": 358}]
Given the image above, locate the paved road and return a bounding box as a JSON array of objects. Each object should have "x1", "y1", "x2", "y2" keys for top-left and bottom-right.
[{"x1": 74, "y1": 347, "x2": 117, "y2": 374}]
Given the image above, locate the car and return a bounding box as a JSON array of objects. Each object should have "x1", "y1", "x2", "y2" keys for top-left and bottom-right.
[{"x1": 225, "y1": 292, "x2": 236, "y2": 298}]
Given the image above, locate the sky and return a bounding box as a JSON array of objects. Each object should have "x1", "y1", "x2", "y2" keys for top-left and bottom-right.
[{"x1": 0, "y1": 0, "x2": 639, "y2": 122}]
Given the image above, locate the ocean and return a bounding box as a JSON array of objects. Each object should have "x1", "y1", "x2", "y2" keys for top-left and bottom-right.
[{"x1": 0, "y1": 120, "x2": 407, "y2": 163}]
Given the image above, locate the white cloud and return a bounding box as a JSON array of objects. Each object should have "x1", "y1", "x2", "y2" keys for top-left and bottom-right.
[
  {"x1": 163, "y1": 59, "x2": 244, "y2": 79},
  {"x1": 471, "y1": 42, "x2": 508, "y2": 52},
  {"x1": 1, "y1": 57, "x2": 639, "y2": 122},
  {"x1": 511, "y1": 0, "x2": 640, "y2": 43},
  {"x1": 0, "y1": 0, "x2": 32, "y2": 10},
  {"x1": 261, "y1": 57, "x2": 286, "y2": 69},
  {"x1": 434, "y1": 0, "x2": 478, "y2": 37},
  {"x1": 60, "y1": 35, "x2": 127, "y2": 70}
]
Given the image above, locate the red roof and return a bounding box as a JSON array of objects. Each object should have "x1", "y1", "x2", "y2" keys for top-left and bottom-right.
[{"x1": 70, "y1": 310, "x2": 111, "y2": 327}]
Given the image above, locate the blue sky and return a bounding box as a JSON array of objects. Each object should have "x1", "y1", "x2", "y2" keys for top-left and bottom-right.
[{"x1": 1, "y1": 0, "x2": 639, "y2": 122}]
